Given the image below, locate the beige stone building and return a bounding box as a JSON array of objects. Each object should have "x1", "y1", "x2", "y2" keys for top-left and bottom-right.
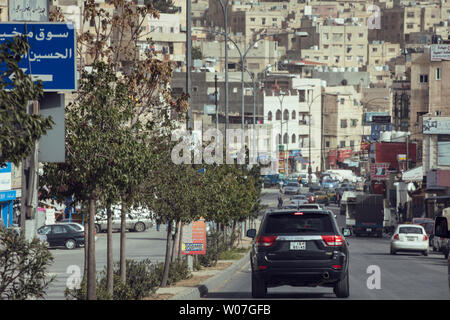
[
  {"x1": 409, "y1": 49, "x2": 450, "y2": 164},
  {"x1": 322, "y1": 86, "x2": 364, "y2": 168},
  {"x1": 373, "y1": 4, "x2": 447, "y2": 46},
  {"x1": 301, "y1": 24, "x2": 368, "y2": 69},
  {"x1": 367, "y1": 41, "x2": 401, "y2": 85},
  {"x1": 193, "y1": 37, "x2": 284, "y2": 74}
]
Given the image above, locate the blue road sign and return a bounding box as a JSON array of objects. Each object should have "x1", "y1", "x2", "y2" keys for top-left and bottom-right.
[{"x1": 0, "y1": 22, "x2": 76, "y2": 91}]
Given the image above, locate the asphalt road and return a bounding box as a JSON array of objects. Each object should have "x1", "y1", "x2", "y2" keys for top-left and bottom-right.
[
  {"x1": 202, "y1": 189, "x2": 450, "y2": 300},
  {"x1": 44, "y1": 226, "x2": 168, "y2": 300}
]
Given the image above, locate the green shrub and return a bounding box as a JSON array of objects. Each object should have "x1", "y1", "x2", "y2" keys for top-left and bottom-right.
[{"x1": 65, "y1": 258, "x2": 192, "y2": 300}]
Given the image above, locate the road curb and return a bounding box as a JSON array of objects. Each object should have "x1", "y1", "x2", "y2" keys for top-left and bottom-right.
[{"x1": 170, "y1": 252, "x2": 251, "y2": 300}]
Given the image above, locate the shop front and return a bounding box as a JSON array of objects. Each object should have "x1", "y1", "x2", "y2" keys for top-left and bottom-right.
[{"x1": 0, "y1": 190, "x2": 16, "y2": 227}]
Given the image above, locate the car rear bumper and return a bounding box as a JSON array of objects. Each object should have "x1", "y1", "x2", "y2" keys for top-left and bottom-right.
[
  {"x1": 253, "y1": 256, "x2": 348, "y2": 286},
  {"x1": 391, "y1": 241, "x2": 428, "y2": 251}
]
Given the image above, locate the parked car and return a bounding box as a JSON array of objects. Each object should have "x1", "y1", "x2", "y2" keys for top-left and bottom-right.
[
  {"x1": 284, "y1": 181, "x2": 301, "y2": 195},
  {"x1": 57, "y1": 222, "x2": 98, "y2": 242},
  {"x1": 246, "y1": 209, "x2": 350, "y2": 298},
  {"x1": 37, "y1": 224, "x2": 85, "y2": 250},
  {"x1": 390, "y1": 224, "x2": 429, "y2": 256},
  {"x1": 314, "y1": 191, "x2": 329, "y2": 206},
  {"x1": 412, "y1": 218, "x2": 434, "y2": 245},
  {"x1": 95, "y1": 212, "x2": 153, "y2": 233}
]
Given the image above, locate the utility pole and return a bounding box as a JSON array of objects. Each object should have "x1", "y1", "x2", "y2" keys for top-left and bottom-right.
[
  {"x1": 186, "y1": 0, "x2": 192, "y2": 132},
  {"x1": 215, "y1": 73, "x2": 218, "y2": 131}
]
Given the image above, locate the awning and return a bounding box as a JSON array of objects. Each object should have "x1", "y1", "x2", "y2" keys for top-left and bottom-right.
[{"x1": 402, "y1": 166, "x2": 423, "y2": 182}]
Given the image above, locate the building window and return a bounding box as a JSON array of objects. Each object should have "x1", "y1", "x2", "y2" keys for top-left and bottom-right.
[
  {"x1": 340, "y1": 140, "x2": 346, "y2": 148},
  {"x1": 436, "y1": 68, "x2": 441, "y2": 80},
  {"x1": 341, "y1": 119, "x2": 347, "y2": 128},
  {"x1": 340, "y1": 98, "x2": 345, "y2": 104},
  {"x1": 326, "y1": 141, "x2": 330, "y2": 148},
  {"x1": 283, "y1": 133, "x2": 288, "y2": 144},
  {"x1": 283, "y1": 109, "x2": 289, "y2": 121},
  {"x1": 350, "y1": 140, "x2": 355, "y2": 148},
  {"x1": 407, "y1": 12, "x2": 414, "y2": 18},
  {"x1": 372, "y1": 47, "x2": 378, "y2": 52},
  {"x1": 276, "y1": 109, "x2": 281, "y2": 120},
  {"x1": 292, "y1": 134, "x2": 296, "y2": 144},
  {"x1": 419, "y1": 74, "x2": 428, "y2": 83},
  {"x1": 250, "y1": 18, "x2": 255, "y2": 22},
  {"x1": 267, "y1": 111, "x2": 273, "y2": 121},
  {"x1": 407, "y1": 24, "x2": 414, "y2": 29},
  {"x1": 298, "y1": 90, "x2": 306, "y2": 102},
  {"x1": 350, "y1": 119, "x2": 358, "y2": 127},
  {"x1": 291, "y1": 110, "x2": 296, "y2": 120},
  {"x1": 262, "y1": 18, "x2": 266, "y2": 25}
]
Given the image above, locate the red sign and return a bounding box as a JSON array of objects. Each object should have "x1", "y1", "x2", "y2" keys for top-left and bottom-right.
[
  {"x1": 371, "y1": 163, "x2": 389, "y2": 180},
  {"x1": 329, "y1": 150, "x2": 337, "y2": 166},
  {"x1": 181, "y1": 220, "x2": 207, "y2": 255},
  {"x1": 337, "y1": 149, "x2": 352, "y2": 162}
]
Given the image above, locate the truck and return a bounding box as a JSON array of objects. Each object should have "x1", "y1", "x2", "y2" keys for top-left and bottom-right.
[{"x1": 346, "y1": 194, "x2": 384, "y2": 237}]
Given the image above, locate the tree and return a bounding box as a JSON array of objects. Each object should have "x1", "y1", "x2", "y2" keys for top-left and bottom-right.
[
  {"x1": 0, "y1": 228, "x2": 54, "y2": 299},
  {"x1": 42, "y1": 0, "x2": 187, "y2": 299},
  {"x1": 143, "y1": 145, "x2": 204, "y2": 287},
  {"x1": 0, "y1": 36, "x2": 54, "y2": 165}
]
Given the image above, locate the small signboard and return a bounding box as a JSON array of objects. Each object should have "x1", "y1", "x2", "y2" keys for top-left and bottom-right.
[
  {"x1": 431, "y1": 44, "x2": 450, "y2": 62},
  {"x1": 371, "y1": 163, "x2": 389, "y2": 180},
  {"x1": 0, "y1": 22, "x2": 76, "y2": 91},
  {"x1": 0, "y1": 162, "x2": 12, "y2": 191},
  {"x1": 9, "y1": 0, "x2": 49, "y2": 22},
  {"x1": 181, "y1": 220, "x2": 207, "y2": 255}
]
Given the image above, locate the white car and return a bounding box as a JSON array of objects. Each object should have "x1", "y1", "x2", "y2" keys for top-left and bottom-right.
[{"x1": 390, "y1": 224, "x2": 429, "y2": 256}]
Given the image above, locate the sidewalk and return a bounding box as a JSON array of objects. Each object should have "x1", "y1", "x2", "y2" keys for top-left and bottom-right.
[{"x1": 149, "y1": 221, "x2": 261, "y2": 300}]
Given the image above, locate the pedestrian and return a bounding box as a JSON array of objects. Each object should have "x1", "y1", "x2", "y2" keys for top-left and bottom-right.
[
  {"x1": 278, "y1": 188, "x2": 283, "y2": 209},
  {"x1": 402, "y1": 203, "x2": 407, "y2": 223},
  {"x1": 397, "y1": 203, "x2": 403, "y2": 223},
  {"x1": 336, "y1": 191, "x2": 341, "y2": 205}
]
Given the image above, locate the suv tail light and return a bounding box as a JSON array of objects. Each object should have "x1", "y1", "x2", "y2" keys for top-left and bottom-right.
[
  {"x1": 394, "y1": 234, "x2": 399, "y2": 240},
  {"x1": 256, "y1": 236, "x2": 277, "y2": 247},
  {"x1": 423, "y1": 235, "x2": 428, "y2": 241},
  {"x1": 321, "y1": 235, "x2": 343, "y2": 246}
]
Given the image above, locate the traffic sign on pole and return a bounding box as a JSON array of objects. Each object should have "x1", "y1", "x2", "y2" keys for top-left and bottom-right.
[{"x1": 0, "y1": 22, "x2": 76, "y2": 91}]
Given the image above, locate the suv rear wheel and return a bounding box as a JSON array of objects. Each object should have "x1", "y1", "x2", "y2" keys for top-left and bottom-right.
[
  {"x1": 334, "y1": 271, "x2": 350, "y2": 298},
  {"x1": 251, "y1": 273, "x2": 267, "y2": 298}
]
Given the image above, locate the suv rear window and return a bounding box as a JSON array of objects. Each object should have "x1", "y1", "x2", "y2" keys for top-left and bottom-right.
[
  {"x1": 399, "y1": 227, "x2": 423, "y2": 234},
  {"x1": 264, "y1": 213, "x2": 334, "y2": 234}
]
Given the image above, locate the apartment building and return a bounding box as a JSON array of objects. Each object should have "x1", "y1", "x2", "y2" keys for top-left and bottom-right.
[
  {"x1": 409, "y1": 48, "x2": 450, "y2": 165},
  {"x1": 367, "y1": 41, "x2": 401, "y2": 85},
  {"x1": 301, "y1": 23, "x2": 368, "y2": 69},
  {"x1": 262, "y1": 77, "x2": 323, "y2": 173},
  {"x1": 145, "y1": 13, "x2": 186, "y2": 68},
  {"x1": 322, "y1": 86, "x2": 364, "y2": 169},
  {"x1": 193, "y1": 37, "x2": 284, "y2": 74},
  {"x1": 373, "y1": 4, "x2": 446, "y2": 46}
]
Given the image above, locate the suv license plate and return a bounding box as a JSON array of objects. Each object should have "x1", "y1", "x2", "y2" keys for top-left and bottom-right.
[{"x1": 290, "y1": 241, "x2": 306, "y2": 250}]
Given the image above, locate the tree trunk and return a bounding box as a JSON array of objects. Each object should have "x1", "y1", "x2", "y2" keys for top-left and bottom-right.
[
  {"x1": 83, "y1": 216, "x2": 88, "y2": 282},
  {"x1": 170, "y1": 220, "x2": 179, "y2": 263},
  {"x1": 87, "y1": 198, "x2": 97, "y2": 300},
  {"x1": 161, "y1": 219, "x2": 173, "y2": 287},
  {"x1": 120, "y1": 204, "x2": 127, "y2": 283},
  {"x1": 177, "y1": 222, "x2": 183, "y2": 260},
  {"x1": 106, "y1": 204, "x2": 113, "y2": 297}
]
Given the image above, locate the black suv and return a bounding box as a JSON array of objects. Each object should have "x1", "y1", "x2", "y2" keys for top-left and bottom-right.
[{"x1": 247, "y1": 209, "x2": 350, "y2": 298}]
